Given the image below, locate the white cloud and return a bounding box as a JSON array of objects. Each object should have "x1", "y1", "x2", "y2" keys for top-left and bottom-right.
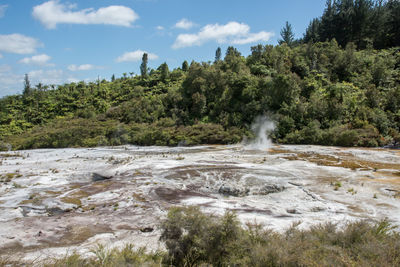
[
  {"x1": 28, "y1": 69, "x2": 64, "y2": 85},
  {"x1": 0, "y1": 54, "x2": 3, "y2": 59},
  {"x1": 0, "y1": 64, "x2": 12, "y2": 73},
  {"x1": 156, "y1": 25, "x2": 164, "y2": 30},
  {"x1": 172, "y1": 21, "x2": 273, "y2": 49},
  {"x1": 32, "y1": 0, "x2": 139, "y2": 29},
  {"x1": 174, "y1": 18, "x2": 195, "y2": 30},
  {"x1": 67, "y1": 64, "x2": 96, "y2": 71},
  {"x1": 116, "y1": 50, "x2": 158, "y2": 62},
  {"x1": 232, "y1": 31, "x2": 274, "y2": 45},
  {"x1": 27, "y1": 70, "x2": 44, "y2": 78},
  {"x1": 19, "y1": 54, "x2": 53, "y2": 66},
  {"x1": 67, "y1": 77, "x2": 80, "y2": 83},
  {"x1": 0, "y1": 5, "x2": 8, "y2": 18},
  {"x1": 0, "y1": 34, "x2": 41, "y2": 54}
]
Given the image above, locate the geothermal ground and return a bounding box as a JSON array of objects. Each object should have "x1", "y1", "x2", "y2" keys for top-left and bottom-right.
[{"x1": 0, "y1": 144, "x2": 400, "y2": 262}]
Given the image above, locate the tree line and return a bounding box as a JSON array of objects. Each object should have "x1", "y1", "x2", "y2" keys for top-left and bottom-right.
[
  {"x1": 1, "y1": 39, "x2": 399, "y2": 150},
  {"x1": 303, "y1": 0, "x2": 400, "y2": 49}
]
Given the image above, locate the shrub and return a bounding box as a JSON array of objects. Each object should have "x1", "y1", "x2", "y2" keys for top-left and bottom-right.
[
  {"x1": 159, "y1": 206, "x2": 248, "y2": 266},
  {"x1": 160, "y1": 207, "x2": 400, "y2": 267},
  {"x1": 44, "y1": 244, "x2": 163, "y2": 267}
]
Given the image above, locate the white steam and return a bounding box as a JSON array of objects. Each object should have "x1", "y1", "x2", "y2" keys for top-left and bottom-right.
[{"x1": 245, "y1": 115, "x2": 275, "y2": 150}]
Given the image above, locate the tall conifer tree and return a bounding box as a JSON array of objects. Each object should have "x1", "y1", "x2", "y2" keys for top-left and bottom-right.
[
  {"x1": 279, "y1": 21, "x2": 295, "y2": 46},
  {"x1": 140, "y1": 53, "x2": 148, "y2": 78}
]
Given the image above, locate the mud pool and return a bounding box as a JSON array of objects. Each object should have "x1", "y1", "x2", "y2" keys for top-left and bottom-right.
[{"x1": 0, "y1": 144, "x2": 400, "y2": 261}]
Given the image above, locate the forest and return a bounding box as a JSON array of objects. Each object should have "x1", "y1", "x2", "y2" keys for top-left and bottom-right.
[{"x1": 0, "y1": 0, "x2": 399, "y2": 150}]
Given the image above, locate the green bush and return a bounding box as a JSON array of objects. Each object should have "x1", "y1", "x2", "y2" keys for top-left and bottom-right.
[
  {"x1": 160, "y1": 206, "x2": 248, "y2": 266},
  {"x1": 43, "y1": 244, "x2": 164, "y2": 267},
  {"x1": 160, "y1": 207, "x2": 400, "y2": 267},
  {"x1": 6, "y1": 118, "x2": 121, "y2": 150}
]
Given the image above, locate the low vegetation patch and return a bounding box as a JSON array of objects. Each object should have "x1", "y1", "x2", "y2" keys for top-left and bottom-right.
[
  {"x1": 0, "y1": 172, "x2": 22, "y2": 183},
  {"x1": 2, "y1": 207, "x2": 400, "y2": 266},
  {"x1": 42, "y1": 244, "x2": 164, "y2": 267},
  {"x1": 4, "y1": 118, "x2": 245, "y2": 150},
  {"x1": 159, "y1": 207, "x2": 400, "y2": 267},
  {"x1": 0, "y1": 153, "x2": 23, "y2": 158},
  {"x1": 61, "y1": 196, "x2": 82, "y2": 207}
]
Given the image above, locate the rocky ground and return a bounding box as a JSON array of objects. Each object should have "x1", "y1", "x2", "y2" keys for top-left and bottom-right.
[{"x1": 0, "y1": 144, "x2": 400, "y2": 262}]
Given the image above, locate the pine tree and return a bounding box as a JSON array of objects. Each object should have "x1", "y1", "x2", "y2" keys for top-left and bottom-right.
[
  {"x1": 140, "y1": 53, "x2": 148, "y2": 78},
  {"x1": 279, "y1": 21, "x2": 295, "y2": 46},
  {"x1": 386, "y1": 0, "x2": 400, "y2": 47},
  {"x1": 215, "y1": 47, "x2": 222, "y2": 62},
  {"x1": 304, "y1": 18, "x2": 321, "y2": 43},
  {"x1": 182, "y1": 60, "x2": 189, "y2": 71},
  {"x1": 320, "y1": 0, "x2": 336, "y2": 42}
]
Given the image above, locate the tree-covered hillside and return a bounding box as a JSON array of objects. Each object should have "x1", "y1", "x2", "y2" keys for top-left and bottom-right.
[
  {"x1": 0, "y1": 40, "x2": 399, "y2": 150},
  {"x1": 1, "y1": 0, "x2": 400, "y2": 150}
]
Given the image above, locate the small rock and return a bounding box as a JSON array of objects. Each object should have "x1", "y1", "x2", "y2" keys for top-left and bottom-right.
[
  {"x1": 47, "y1": 207, "x2": 66, "y2": 216},
  {"x1": 219, "y1": 185, "x2": 237, "y2": 196},
  {"x1": 140, "y1": 227, "x2": 154, "y2": 233},
  {"x1": 92, "y1": 171, "x2": 114, "y2": 181},
  {"x1": 385, "y1": 188, "x2": 398, "y2": 192},
  {"x1": 218, "y1": 185, "x2": 249, "y2": 197},
  {"x1": 311, "y1": 206, "x2": 325, "y2": 212},
  {"x1": 256, "y1": 184, "x2": 285, "y2": 195},
  {"x1": 286, "y1": 209, "x2": 300, "y2": 214}
]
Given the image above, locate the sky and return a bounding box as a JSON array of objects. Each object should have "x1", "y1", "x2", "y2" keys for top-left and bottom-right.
[{"x1": 0, "y1": 0, "x2": 326, "y2": 97}]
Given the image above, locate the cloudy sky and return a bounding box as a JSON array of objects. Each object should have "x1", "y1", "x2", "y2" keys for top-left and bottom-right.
[{"x1": 0, "y1": 0, "x2": 325, "y2": 97}]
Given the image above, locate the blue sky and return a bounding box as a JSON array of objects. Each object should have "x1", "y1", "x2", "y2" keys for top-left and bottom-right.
[{"x1": 0, "y1": 0, "x2": 326, "y2": 97}]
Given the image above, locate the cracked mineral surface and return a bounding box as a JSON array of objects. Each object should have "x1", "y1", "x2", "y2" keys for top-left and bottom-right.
[{"x1": 0, "y1": 144, "x2": 400, "y2": 262}]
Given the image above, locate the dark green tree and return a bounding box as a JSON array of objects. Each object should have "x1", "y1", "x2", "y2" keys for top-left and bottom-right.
[
  {"x1": 159, "y1": 62, "x2": 169, "y2": 81},
  {"x1": 386, "y1": 0, "x2": 400, "y2": 47},
  {"x1": 279, "y1": 21, "x2": 295, "y2": 46},
  {"x1": 182, "y1": 60, "x2": 189, "y2": 71},
  {"x1": 111, "y1": 74, "x2": 115, "y2": 82},
  {"x1": 225, "y1": 46, "x2": 241, "y2": 58},
  {"x1": 304, "y1": 18, "x2": 321, "y2": 43},
  {"x1": 224, "y1": 46, "x2": 243, "y2": 72},
  {"x1": 215, "y1": 47, "x2": 222, "y2": 62},
  {"x1": 319, "y1": 0, "x2": 336, "y2": 42},
  {"x1": 352, "y1": 0, "x2": 374, "y2": 47},
  {"x1": 140, "y1": 53, "x2": 148, "y2": 78},
  {"x1": 304, "y1": 0, "x2": 399, "y2": 49}
]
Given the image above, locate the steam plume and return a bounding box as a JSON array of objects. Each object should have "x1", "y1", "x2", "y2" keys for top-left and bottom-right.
[{"x1": 245, "y1": 115, "x2": 275, "y2": 150}]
